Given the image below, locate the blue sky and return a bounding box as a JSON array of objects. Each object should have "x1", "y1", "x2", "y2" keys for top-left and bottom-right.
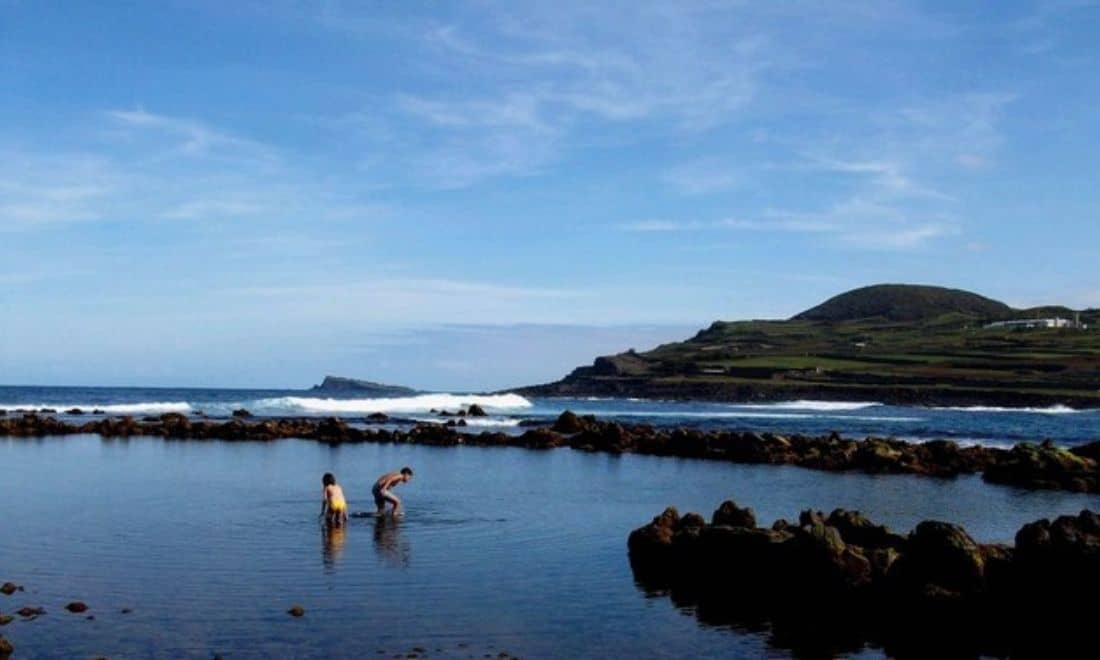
[{"x1": 2, "y1": 1, "x2": 1098, "y2": 390}]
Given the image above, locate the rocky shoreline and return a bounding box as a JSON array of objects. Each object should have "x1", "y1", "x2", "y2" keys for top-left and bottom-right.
[
  {"x1": 516, "y1": 378, "x2": 1100, "y2": 409},
  {"x1": 2, "y1": 411, "x2": 1099, "y2": 493},
  {"x1": 628, "y1": 500, "x2": 1100, "y2": 657}
]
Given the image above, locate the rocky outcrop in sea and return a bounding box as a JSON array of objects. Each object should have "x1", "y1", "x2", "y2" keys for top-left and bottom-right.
[{"x1": 628, "y1": 500, "x2": 1100, "y2": 657}]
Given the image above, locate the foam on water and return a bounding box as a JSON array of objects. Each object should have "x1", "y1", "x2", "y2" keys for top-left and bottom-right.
[
  {"x1": 932, "y1": 404, "x2": 1084, "y2": 414},
  {"x1": 737, "y1": 400, "x2": 883, "y2": 411},
  {"x1": 0, "y1": 401, "x2": 193, "y2": 415},
  {"x1": 409, "y1": 417, "x2": 523, "y2": 428},
  {"x1": 253, "y1": 393, "x2": 533, "y2": 415},
  {"x1": 574, "y1": 409, "x2": 923, "y2": 422}
]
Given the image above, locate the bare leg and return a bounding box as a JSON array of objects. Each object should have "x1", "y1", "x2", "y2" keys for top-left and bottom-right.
[{"x1": 388, "y1": 493, "x2": 402, "y2": 518}]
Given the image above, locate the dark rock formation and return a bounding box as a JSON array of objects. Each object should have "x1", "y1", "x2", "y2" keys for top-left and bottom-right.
[
  {"x1": 712, "y1": 500, "x2": 756, "y2": 528},
  {"x1": 466, "y1": 404, "x2": 488, "y2": 417},
  {"x1": 629, "y1": 500, "x2": 1100, "y2": 656},
  {"x1": 0, "y1": 583, "x2": 19, "y2": 596},
  {"x1": 16, "y1": 607, "x2": 45, "y2": 618},
  {"x1": 65, "y1": 601, "x2": 88, "y2": 613},
  {"x1": 2, "y1": 411, "x2": 1098, "y2": 493},
  {"x1": 287, "y1": 605, "x2": 305, "y2": 617},
  {"x1": 985, "y1": 440, "x2": 1098, "y2": 492},
  {"x1": 231, "y1": 409, "x2": 252, "y2": 418}
]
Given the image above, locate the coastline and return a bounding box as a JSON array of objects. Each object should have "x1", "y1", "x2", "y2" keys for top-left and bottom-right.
[{"x1": 513, "y1": 379, "x2": 1100, "y2": 409}]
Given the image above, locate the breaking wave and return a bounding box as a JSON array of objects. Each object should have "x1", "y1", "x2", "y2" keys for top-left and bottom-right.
[
  {"x1": 932, "y1": 404, "x2": 1083, "y2": 414},
  {"x1": 0, "y1": 402, "x2": 193, "y2": 415},
  {"x1": 737, "y1": 400, "x2": 883, "y2": 412},
  {"x1": 253, "y1": 393, "x2": 533, "y2": 415}
]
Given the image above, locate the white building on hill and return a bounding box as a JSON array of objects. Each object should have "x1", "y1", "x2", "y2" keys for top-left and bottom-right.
[{"x1": 985, "y1": 317, "x2": 1076, "y2": 330}]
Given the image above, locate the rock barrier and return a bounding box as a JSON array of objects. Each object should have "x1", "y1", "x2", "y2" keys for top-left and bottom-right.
[
  {"x1": 2, "y1": 410, "x2": 1098, "y2": 492},
  {"x1": 628, "y1": 500, "x2": 1100, "y2": 656}
]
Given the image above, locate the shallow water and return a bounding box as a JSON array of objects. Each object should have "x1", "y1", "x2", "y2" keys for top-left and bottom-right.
[{"x1": 2, "y1": 435, "x2": 1098, "y2": 658}]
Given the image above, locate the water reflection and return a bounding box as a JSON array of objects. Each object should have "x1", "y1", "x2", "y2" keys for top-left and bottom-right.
[
  {"x1": 373, "y1": 516, "x2": 410, "y2": 568},
  {"x1": 321, "y1": 523, "x2": 347, "y2": 572}
]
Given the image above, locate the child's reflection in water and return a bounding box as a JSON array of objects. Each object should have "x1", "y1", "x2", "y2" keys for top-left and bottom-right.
[{"x1": 322, "y1": 523, "x2": 347, "y2": 571}]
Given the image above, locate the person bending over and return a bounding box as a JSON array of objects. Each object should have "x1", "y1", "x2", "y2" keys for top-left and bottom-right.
[
  {"x1": 321, "y1": 472, "x2": 348, "y2": 527},
  {"x1": 372, "y1": 467, "x2": 413, "y2": 518}
]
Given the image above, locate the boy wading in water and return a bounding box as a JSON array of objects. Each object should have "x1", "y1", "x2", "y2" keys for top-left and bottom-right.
[
  {"x1": 373, "y1": 467, "x2": 413, "y2": 518},
  {"x1": 321, "y1": 473, "x2": 348, "y2": 527}
]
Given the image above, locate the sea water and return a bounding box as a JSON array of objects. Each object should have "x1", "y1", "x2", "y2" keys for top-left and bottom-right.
[
  {"x1": 1, "y1": 385, "x2": 1099, "y2": 446},
  {"x1": 3, "y1": 387, "x2": 1100, "y2": 657}
]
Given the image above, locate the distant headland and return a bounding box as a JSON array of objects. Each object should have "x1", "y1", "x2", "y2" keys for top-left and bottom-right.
[
  {"x1": 516, "y1": 284, "x2": 1100, "y2": 408},
  {"x1": 309, "y1": 376, "x2": 418, "y2": 397}
]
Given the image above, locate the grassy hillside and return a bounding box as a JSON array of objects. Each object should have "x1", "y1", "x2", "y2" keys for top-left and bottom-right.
[
  {"x1": 520, "y1": 286, "x2": 1100, "y2": 407},
  {"x1": 793, "y1": 284, "x2": 1013, "y2": 322}
]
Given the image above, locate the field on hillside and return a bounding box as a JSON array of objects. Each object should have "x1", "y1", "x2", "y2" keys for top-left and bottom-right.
[{"x1": 526, "y1": 313, "x2": 1100, "y2": 407}]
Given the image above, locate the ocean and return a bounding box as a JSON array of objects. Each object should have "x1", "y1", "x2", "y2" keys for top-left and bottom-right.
[{"x1": 2, "y1": 384, "x2": 1098, "y2": 447}]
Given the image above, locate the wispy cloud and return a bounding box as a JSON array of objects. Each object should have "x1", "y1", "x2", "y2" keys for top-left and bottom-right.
[
  {"x1": 621, "y1": 212, "x2": 949, "y2": 250},
  {"x1": 108, "y1": 108, "x2": 278, "y2": 163},
  {"x1": 324, "y1": 3, "x2": 777, "y2": 188},
  {"x1": 229, "y1": 278, "x2": 585, "y2": 301},
  {"x1": 0, "y1": 152, "x2": 120, "y2": 229},
  {"x1": 3, "y1": 110, "x2": 389, "y2": 232},
  {"x1": 663, "y1": 159, "x2": 742, "y2": 195},
  {"x1": 620, "y1": 219, "x2": 836, "y2": 233}
]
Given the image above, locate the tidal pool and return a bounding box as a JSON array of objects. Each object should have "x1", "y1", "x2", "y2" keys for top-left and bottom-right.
[{"x1": 2, "y1": 435, "x2": 1096, "y2": 658}]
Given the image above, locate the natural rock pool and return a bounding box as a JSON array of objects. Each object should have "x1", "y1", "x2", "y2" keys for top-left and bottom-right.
[{"x1": 2, "y1": 435, "x2": 1097, "y2": 658}]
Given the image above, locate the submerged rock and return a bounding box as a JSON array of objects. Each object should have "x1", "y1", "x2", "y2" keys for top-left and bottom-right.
[
  {"x1": 231, "y1": 408, "x2": 252, "y2": 418},
  {"x1": 65, "y1": 601, "x2": 88, "y2": 613},
  {"x1": 0, "y1": 583, "x2": 19, "y2": 596},
  {"x1": 287, "y1": 605, "x2": 305, "y2": 617},
  {"x1": 16, "y1": 607, "x2": 45, "y2": 618}
]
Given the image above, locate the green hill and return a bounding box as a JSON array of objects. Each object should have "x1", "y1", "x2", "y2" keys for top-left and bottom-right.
[
  {"x1": 518, "y1": 285, "x2": 1100, "y2": 407},
  {"x1": 792, "y1": 284, "x2": 1013, "y2": 322}
]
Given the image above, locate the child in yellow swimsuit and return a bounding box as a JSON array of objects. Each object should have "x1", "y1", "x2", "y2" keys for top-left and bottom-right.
[{"x1": 321, "y1": 473, "x2": 348, "y2": 527}]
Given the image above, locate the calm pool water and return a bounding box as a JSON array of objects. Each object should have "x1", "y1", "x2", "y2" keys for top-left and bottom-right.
[{"x1": 2, "y1": 435, "x2": 1097, "y2": 658}]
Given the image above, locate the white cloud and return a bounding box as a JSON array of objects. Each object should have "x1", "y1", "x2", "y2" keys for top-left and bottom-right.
[
  {"x1": 620, "y1": 218, "x2": 836, "y2": 233},
  {"x1": 108, "y1": 108, "x2": 278, "y2": 163},
  {"x1": 839, "y1": 223, "x2": 954, "y2": 250},
  {"x1": 161, "y1": 200, "x2": 267, "y2": 220},
  {"x1": 2, "y1": 110, "x2": 389, "y2": 231},
  {"x1": 663, "y1": 160, "x2": 742, "y2": 195},
  {"x1": 0, "y1": 152, "x2": 120, "y2": 229}
]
